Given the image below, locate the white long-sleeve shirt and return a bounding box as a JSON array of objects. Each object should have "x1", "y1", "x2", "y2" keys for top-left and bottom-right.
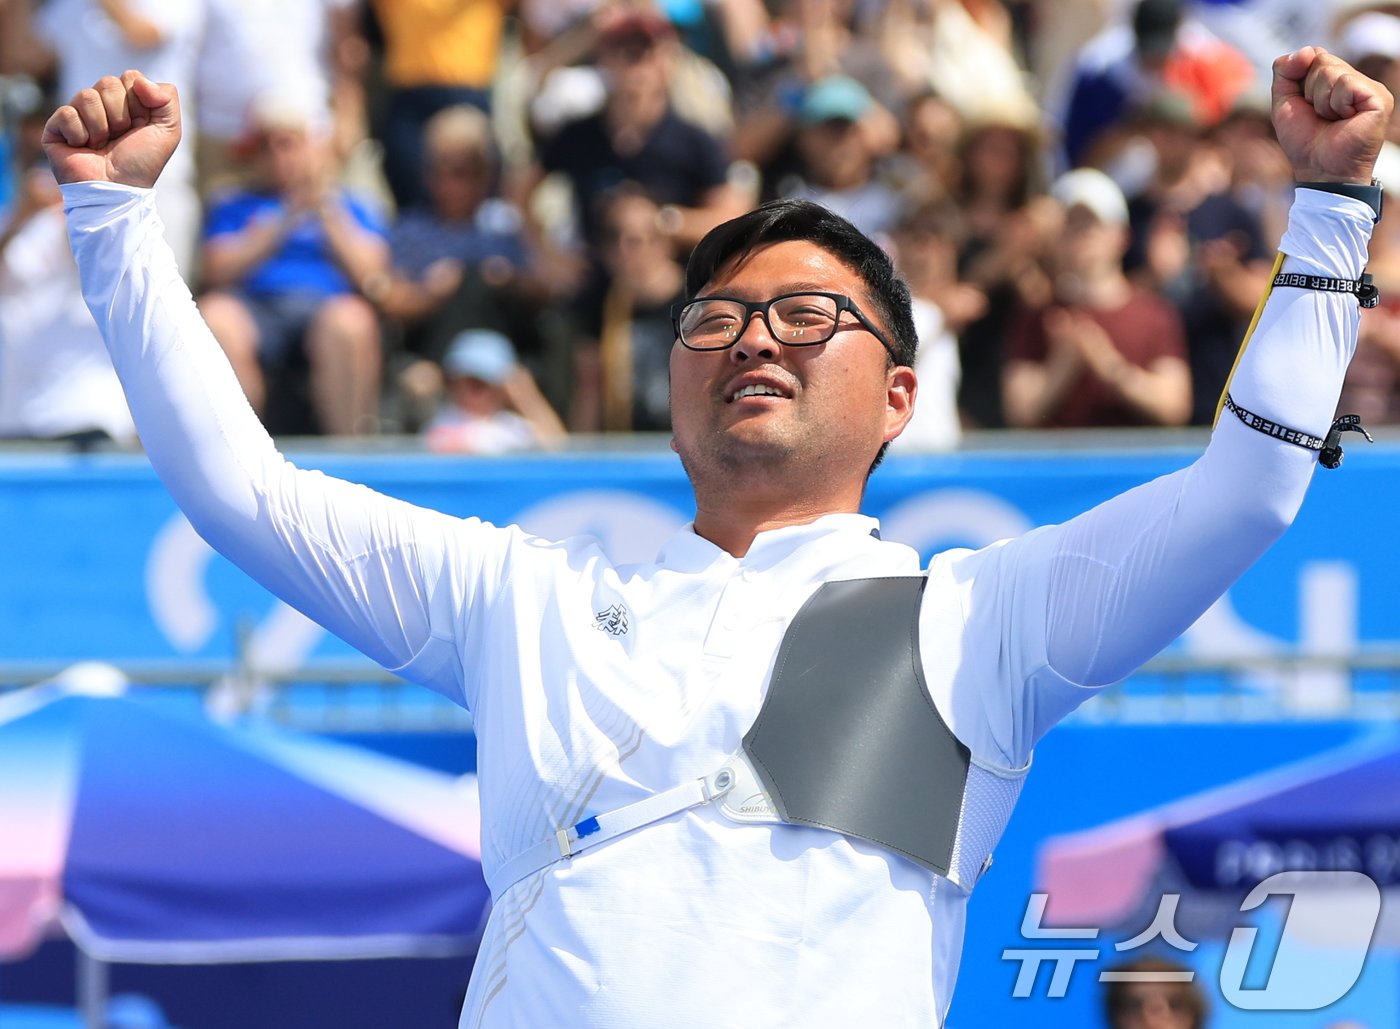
[{"x1": 63, "y1": 182, "x2": 1369, "y2": 1027}]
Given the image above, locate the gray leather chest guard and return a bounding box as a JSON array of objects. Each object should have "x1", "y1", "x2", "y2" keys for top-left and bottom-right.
[
  {"x1": 743, "y1": 576, "x2": 969, "y2": 877},
  {"x1": 489, "y1": 575, "x2": 981, "y2": 896}
]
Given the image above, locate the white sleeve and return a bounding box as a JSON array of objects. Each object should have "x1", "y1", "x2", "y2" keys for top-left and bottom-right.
[
  {"x1": 1040, "y1": 190, "x2": 1370, "y2": 723},
  {"x1": 940, "y1": 190, "x2": 1372, "y2": 765},
  {"x1": 62, "y1": 181, "x2": 501, "y2": 704}
]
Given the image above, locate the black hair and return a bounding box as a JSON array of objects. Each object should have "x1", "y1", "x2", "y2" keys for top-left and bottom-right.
[
  {"x1": 683, "y1": 197, "x2": 919, "y2": 474},
  {"x1": 685, "y1": 198, "x2": 918, "y2": 367}
]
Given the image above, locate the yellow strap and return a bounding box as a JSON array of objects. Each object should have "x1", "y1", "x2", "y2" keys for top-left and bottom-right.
[{"x1": 1213, "y1": 251, "x2": 1287, "y2": 427}]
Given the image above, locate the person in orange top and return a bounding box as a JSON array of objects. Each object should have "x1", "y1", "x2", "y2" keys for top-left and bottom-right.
[{"x1": 369, "y1": 0, "x2": 515, "y2": 211}]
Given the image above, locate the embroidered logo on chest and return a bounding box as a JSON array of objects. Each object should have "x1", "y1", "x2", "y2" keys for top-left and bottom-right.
[{"x1": 593, "y1": 603, "x2": 630, "y2": 637}]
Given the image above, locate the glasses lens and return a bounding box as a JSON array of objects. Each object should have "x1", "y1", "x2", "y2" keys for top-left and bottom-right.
[
  {"x1": 769, "y1": 294, "x2": 839, "y2": 344},
  {"x1": 679, "y1": 294, "x2": 844, "y2": 349},
  {"x1": 679, "y1": 299, "x2": 747, "y2": 349}
]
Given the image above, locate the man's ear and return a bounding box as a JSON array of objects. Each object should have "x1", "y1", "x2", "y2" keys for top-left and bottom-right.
[{"x1": 883, "y1": 365, "x2": 918, "y2": 443}]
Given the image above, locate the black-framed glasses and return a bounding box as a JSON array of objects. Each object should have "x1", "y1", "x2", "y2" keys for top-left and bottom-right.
[{"x1": 672, "y1": 291, "x2": 896, "y2": 358}]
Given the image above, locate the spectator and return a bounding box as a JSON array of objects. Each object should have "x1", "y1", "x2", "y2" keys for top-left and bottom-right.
[
  {"x1": 510, "y1": 2, "x2": 736, "y2": 153},
  {"x1": 367, "y1": 104, "x2": 540, "y2": 426},
  {"x1": 889, "y1": 202, "x2": 975, "y2": 451},
  {"x1": 952, "y1": 115, "x2": 1056, "y2": 428},
  {"x1": 0, "y1": 115, "x2": 135, "y2": 445},
  {"x1": 368, "y1": 0, "x2": 513, "y2": 212},
  {"x1": 0, "y1": 73, "x2": 45, "y2": 237},
  {"x1": 24, "y1": 0, "x2": 203, "y2": 274},
  {"x1": 423, "y1": 329, "x2": 566, "y2": 454},
  {"x1": 572, "y1": 186, "x2": 687, "y2": 432},
  {"x1": 673, "y1": 0, "x2": 772, "y2": 83},
  {"x1": 883, "y1": 0, "x2": 1041, "y2": 131},
  {"x1": 1058, "y1": 0, "x2": 1255, "y2": 170},
  {"x1": 197, "y1": 89, "x2": 389, "y2": 436},
  {"x1": 1102, "y1": 956, "x2": 1209, "y2": 1029},
  {"x1": 1003, "y1": 168, "x2": 1192, "y2": 429},
  {"x1": 1339, "y1": 141, "x2": 1400, "y2": 426},
  {"x1": 888, "y1": 90, "x2": 965, "y2": 208},
  {"x1": 729, "y1": 0, "x2": 903, "y2": 195},
  {"x1": 1210, "y1": 91, "x2": 1294, "y2": 251},
  {"x1": 1336, "y1": 10, "x2": 1400, "y2": 133},
  {"x1": 1028, "y1": 0, "x2": 1115, "y2": 126},
  {"x1": 195, "y1": 0, "x2": 366, "y2": 198},
  {"x1": 526, "y1": 10, "x2": 748, "y2": 267},
  {"x1": 1120, "y1": 90, "x2": 1273, "y2": 426},
  {"x1": 777, "y1": 75, "x2": 906, "y2": 241},
  {"x1": 1189, "y1": 0, "x2": 1329, "y2": 82}
]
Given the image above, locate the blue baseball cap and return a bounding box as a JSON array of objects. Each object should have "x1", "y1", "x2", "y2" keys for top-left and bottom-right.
[
  {"x1": 800, "y1": 75, "x2": 873, "y2": 124},
  {"x1": 442, "y1": 329, "x2": 517, "y2": 384}
]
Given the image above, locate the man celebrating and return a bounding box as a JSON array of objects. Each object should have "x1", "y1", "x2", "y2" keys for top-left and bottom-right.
[{"x1": 42, "y1": 48, "x2": 1389, "y2": 1027}]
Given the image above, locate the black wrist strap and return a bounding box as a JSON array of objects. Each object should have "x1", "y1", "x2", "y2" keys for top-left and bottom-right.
[
  {"x1": 1271, "y1": 271, "x2": 1380, "y2": 308},
  {"x1": 1223, "y1": 394, "x2": 1373, "y2": 469},
  {"x1": 1296, "y1": 179, "x2": 1384, "y2": 222}
]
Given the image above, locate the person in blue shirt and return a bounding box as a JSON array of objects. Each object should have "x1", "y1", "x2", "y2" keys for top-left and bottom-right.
[
  {"x1": 197, "y1": 87, "x2": 389, "y2": 436},
  {"x1": 363, "y1": 103, "x2": 544, "y2": 429}
]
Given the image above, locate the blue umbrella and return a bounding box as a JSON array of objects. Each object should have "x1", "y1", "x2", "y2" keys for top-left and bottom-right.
[
  {"x1": 1036, "y1": 733, "x2": 1400, "y2": 942},
  {"x1": 0, "y1": 677, "x2": 489, "y2": 967}
]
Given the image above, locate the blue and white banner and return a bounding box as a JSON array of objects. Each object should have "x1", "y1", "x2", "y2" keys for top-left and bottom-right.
[{"x1": 3, "y1": 444, "x2": 1398, "y2": 682}]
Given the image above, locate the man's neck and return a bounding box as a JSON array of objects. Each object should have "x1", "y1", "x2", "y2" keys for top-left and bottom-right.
[
  {"x1": 606, "y1": 92, "x2": 667, "y2": 141},
  {"x1": 691, "y1": 485, "x2": 864, "y2": 558},
  {"x1": 1064, "y1": 267, "x2": 1131, "y2": 309}
]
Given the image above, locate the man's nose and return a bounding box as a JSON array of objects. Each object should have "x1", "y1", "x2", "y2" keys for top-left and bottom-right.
[{"x1": 729, "y1": 310, "x2": 781, "y2": 363}]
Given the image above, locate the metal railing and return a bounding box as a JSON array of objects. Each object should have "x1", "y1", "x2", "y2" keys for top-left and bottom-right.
[{"x1": 8, "y1": 648, "x2": 1400, "y2": 729}]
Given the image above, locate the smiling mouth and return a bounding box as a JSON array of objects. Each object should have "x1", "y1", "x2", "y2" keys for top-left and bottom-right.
[{"x1": 728, "y1": 384, "x2": 788, "y2": 403}]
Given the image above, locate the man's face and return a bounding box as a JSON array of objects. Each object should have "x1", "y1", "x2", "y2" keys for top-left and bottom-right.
[
  {"x1": 669, "y1": 240, "x2": 914, "y2": 488},
  {"x1": 601, "y1": 195, "x2": 672, "y2": 278},
  {"x1": 259, "y1": 126, "x2": 323, "y2": 192},
  {"x1": 1111, "y1": 981, "x2": 1196, "y2": 1029},
  {"x1": 599, "y1": 35, "x2": 671, "y2": 103},
  {"x1": 426, "y1": 145, "x2": 491, "y2": 219},
  {"x1": 1057, "y1": 204, "x2": 1126, "y2": 277},
  {"x1": 797, "y1": 117, "x2": 873, "y2": 190}
]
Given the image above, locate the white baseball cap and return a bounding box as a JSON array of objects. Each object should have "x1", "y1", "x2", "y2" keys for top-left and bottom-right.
[
  {"x1": 1051, "y1": 168, "x2": 1130, "y2": 227},
  {"x1": 1339, "y1": 11, "x2": 1400, "y2": 63}
]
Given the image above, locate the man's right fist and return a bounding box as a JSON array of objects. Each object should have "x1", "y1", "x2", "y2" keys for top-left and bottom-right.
[{"x1": 42, "y1": 70, "x2": 181, "y2": 189}]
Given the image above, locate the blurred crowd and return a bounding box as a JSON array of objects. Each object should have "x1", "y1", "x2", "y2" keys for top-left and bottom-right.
[{"x1": 3, "y1": 0, "x2": 1400, "y2": 454}]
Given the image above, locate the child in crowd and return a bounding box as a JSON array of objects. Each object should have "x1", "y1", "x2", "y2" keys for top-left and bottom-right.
[{"x1": 423, "y1": 329, "x2": 566, "y2": 454}]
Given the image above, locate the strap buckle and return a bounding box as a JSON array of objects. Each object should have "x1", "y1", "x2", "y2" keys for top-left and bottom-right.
[
  {"x1": 1321, "y1": 415, "x2": 1375, "y2": 469},
  {"x1": 1224, "y1": 393, "x2": 1373, "y2": 470}
]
